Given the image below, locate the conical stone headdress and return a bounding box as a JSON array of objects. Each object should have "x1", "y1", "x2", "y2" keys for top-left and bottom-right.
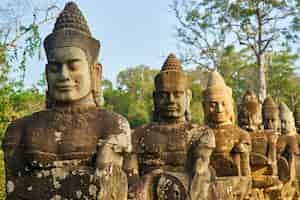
[
  {"x1": 279, "y1": 102, "x2": 294, "y2": 123},
  {"x1": 44, "y1": 2, "x2": 100, "y2": 63},
  {"x1": 262, "y1": 96, "x2": 278, "y2": 118},
  {"x1": 154, "y1": 53, "x2": 187, "y2": 91},
  {"x1": 203, "y1": 71, "x2": 232, "y2": 101}
]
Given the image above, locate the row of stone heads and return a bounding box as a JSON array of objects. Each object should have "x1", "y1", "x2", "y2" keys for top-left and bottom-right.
[
  {"x1": 3, "y1": 2, "x2": 300, "y2": 199},
  {"x1": 238, "y1": 90, "x2": 300, "y2": 135}
]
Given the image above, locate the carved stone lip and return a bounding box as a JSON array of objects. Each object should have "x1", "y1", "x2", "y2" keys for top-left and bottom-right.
[
  {"x1": 56, "y1": 84, "x2": 76, "y2": 91},
  {"x1": 165, "y1": 106, "x2": 178, "y2": 111}
]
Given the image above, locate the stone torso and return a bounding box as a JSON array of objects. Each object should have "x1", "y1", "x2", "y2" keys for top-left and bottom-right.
[
  {"x1": 133, "y1": 122, "x2": 213, "y2": 177},
  {"x1": 250, "y1": 130, "x2": 277, "y2": 164},
  {"x1": 3, "y1": 106, "x2": 129, "y2": 199},
  {"x1": 277, "y1": 135, "x2": 300, "y2": 158},
  {"x1": 210, "y1": 124, "x2": 250, "y2": 177},
  {"x1": 212, "y1": 124, "x2": 249, "y2": 154}
]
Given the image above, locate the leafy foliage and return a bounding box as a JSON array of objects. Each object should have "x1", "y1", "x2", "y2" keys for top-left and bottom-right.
[{"x1": 172, "y1": 0, "x2": 300, "y2": 101}]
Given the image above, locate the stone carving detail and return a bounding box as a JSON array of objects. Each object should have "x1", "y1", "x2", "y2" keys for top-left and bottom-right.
[
  {"x1": 239, "y1": 92, "x2": 282, "y2": 199},
  {"x1": 125, "y1": 54, "x2": 215, "y2": 200},
  {"x1": 262, "y1": 97, "x2": 280, "y2": 132},
  {"x1": 203, "y1": 71, "x2": 251, "y2": 200},
  {"x1": 294, "y1": 101, "x2": 300, "y2": 134},
  {"x1": 277, "y1": 102, "x2": 299, "y2": 200},
  {"x1": 2, "y1": 2, "x2": 130, "y2": 199}
]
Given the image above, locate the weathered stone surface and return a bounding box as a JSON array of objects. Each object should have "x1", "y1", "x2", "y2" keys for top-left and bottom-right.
[
  {"x1": 125, "y1": 54, "x2": 215, "y2": 200},
  {"x1": 238, "y1": 90, "x2": 282, "y2": 200},
  {"x1": 277, "y1": 102, "x2": 299, "y2": 200},
  {"x1": 3, "y1": 2, "x2": 130, "y2": 199},
  {"x1": 203, "y1": 71, "x2": 251, "y2": 200}
]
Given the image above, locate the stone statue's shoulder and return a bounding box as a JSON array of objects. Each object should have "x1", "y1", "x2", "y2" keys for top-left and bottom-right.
[
  {"x1": 132, "y1": 122, "x2": 154, "y2": 140},
  {"x1": 132, "y1": 123, "x2": 155, "y2": 136},
  {"x1": 189, "y1": 123, "x2": 215, "y2": 149},
  {"x1": 234, "y1": 125, "x2": 251, "y2": 144},
  {"x1": 96, "y1": 108, "x2": 131, "y2": 137},
  {"x1": 2, "y1": 110, "x2": 50, "y2": 149}
]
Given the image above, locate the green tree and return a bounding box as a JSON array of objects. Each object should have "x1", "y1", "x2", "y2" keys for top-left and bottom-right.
[
  {"x1": 172, "y1": 0, "x2": 300, "y2": 102},
  {"x1": 0, "y1": 1, "x2": 60, "y2": 139},
  {"x1": 265, "y1": 51, "x2": 299, "y2": 107},
  {"x1": 103, "y1": 65, "x2": 158, "y2": 128}
]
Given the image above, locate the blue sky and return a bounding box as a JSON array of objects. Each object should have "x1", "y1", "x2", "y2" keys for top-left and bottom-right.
[{"x1": 24, "y1": 0, "x2": 180, "y2": 87}]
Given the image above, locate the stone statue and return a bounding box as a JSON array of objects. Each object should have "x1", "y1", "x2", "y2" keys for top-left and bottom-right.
[
  {"x1": 124, "y1": 54, "x2": 215, "y2": 200},
  {"x1": 262, "y1": 97, "x2": 280, "y2": 132},
  {"x1": 239, "y1": 91, "x2": 282, "y2": 199},
  {"x1": 277, "y1": 102, "x2": 299, "y2": 200},
  {"x1": 2, "y1": 2, "x2": 131, "y2": 199},
  {"x1": 294, "y1": 102, "x2": 300, "y2": 134},
  {"x1": 238, "y1": 89, "x2": 262, "y2": 132},
  {"x1": 203, "y1": 71, "x2": 251, "y2": 200}
]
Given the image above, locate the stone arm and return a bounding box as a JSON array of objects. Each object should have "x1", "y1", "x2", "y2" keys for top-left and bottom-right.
[
  {"x1": 96, "y1": 116, "x2": 132, "y2": 169},
  {"x1": 190, "y1": 129, "x2": 215, "y2": 200},
  {"x1": 123, "y1": 153, "x2": 140, "y2": 186},
  {"x1": 234, "y1": 133, "x2": 251, "y2": 176},
  {"x1": 94, "y1": 117, "x2": 132, "y2": 200},
  {"x1": 267, "y1": 133, "x2": 279, "y2": 175},
  {"x1": 2, "y1": 120, "x2": 27, "y2": 199}
]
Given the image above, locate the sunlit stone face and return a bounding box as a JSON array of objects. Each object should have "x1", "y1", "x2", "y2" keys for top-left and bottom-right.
[
  {"x1": 280, "y1": 119, "x2": 294, "y2": 134},
  {"x1": 280, "y1": 112, "x2": 295, "y2": 134},
  {"x1": 155, "y1": 87, "x2": 187, "y2": 121},
  {"x1": 294, "y1": 113, "x2": 300, "y2": 133},
  {"x1": 239, "y1": 110, "x2": 261, "y2": 131},
  {"x1": 46, "y1": 47, "x2": 91, "y2": 102},
  {"x1": 263, "y1": 113, "x2": 279, "y2": 131},
  {"x1": 205, "y1": 94, "x2": 232, "y2": 125}
]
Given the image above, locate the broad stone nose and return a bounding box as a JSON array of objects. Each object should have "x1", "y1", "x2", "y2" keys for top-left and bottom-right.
[
  {"x1": 59, "y1": 64, "x2": 71, "y2": 81},
  {"x1": 216, "y1": 103, "x2": 224, "y2": 113}
]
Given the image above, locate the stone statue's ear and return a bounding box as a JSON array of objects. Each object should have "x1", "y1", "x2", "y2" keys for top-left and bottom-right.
[
  {"x1": 202, "y1": 101, "x2": 209, "y2": 125},
  {"x1": 185, "y1": 89, "x2": 192, "y2": 121},
  {"x1": 186, "y1": 89, "x2": 192, "y2": 103},
  {"x1": 93, "y1": 63, "x2": 102, "y2": 79},
  {"x1": 91, "y1": 63, "x2": 102, "y2": 106},
  {"x1": 153, "y1": 91, "x2": 158, "y2": 121},
  {"x1": 45, "y1": 64, "x2": 53, "y2": 108}
]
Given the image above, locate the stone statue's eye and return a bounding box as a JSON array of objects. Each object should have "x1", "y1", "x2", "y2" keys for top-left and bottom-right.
[
  {"x1": 209, "y1": 102, "x2": 217, "y2": 108},
  {"x1": 159, "y1": 92, "x2": 168, "y2": 99},
  {"x1": 68, "y1": 60, "x2": 80, "y2": 71},
  {"x1": 47, "y1": 62, "x2": 60, "y2": 73},
  {"x1": 174, "y1": 91, "x2": 183, "y2": 97}
]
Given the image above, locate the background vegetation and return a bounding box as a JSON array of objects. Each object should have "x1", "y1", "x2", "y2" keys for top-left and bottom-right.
[{"x1": 0, "y1": 0, "x2": 300, "y2": 198}]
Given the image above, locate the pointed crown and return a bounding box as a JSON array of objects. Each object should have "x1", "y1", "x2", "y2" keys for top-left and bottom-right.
[
  {"x1": 161, "y1": 53, "x2": 182, "y2": 71},
  {"x1": 203, "y1": 70, "x2": 232, "y2": 100},
  {"x1": 279, "y1": 102, "x2": 293, "y2": 120},
  {"x1": 53, "y1": 2, "x2": 91, "y2": 36},
  {"x1": 154, "y1": 53, "x2": 187, "y2": 90},
  {"x1": 44, "y1": 2, "x2": 100, "y2": 63},
  {"x1": 262, "y1": 96, "x2": 278, "y2": 116}
]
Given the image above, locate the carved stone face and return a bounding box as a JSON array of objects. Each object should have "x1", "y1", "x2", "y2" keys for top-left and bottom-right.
[
  {"x1": 46, "y1": 47, "x2": 91, "y2": 102},
  {"x1": 280, "y1": 106, "x2": 296, "y2": 134},
  {"x1": 294, "y1": 113, "x2": 300, "y2": 133},
  {"x1": 155, "y1": 88, "x2": 189, "y2": 121},
  {"x1": 280, "y1": 118, "x2": 294, "y2": 134},
  {"x1": 239, "y1": 110, "x2": 261, "y2": 131},
  {"x1": 204, "y1": 95, "x2": 232, "y2": 125},
  {"x1": 296, "y1": 121, "x2": 300, "y2": 133},
  {"x1": 263, "y1": 113, "x2": 279, "y2": 131}
]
